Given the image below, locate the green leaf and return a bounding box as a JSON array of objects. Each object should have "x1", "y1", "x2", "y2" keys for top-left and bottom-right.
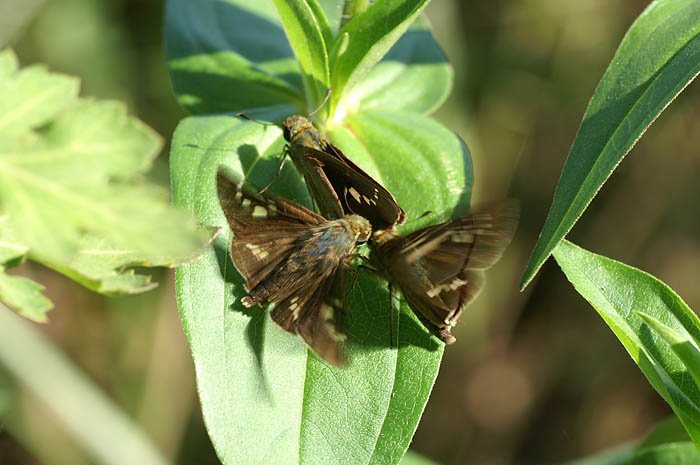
[
  {"x1": 0, "y1": 49, "x2": 79, "y2": 137},
  {"x1": 561, "y1": 444, "x2": 636, "y2": 465},
  {"x1": 562, "y1": 443, "x2": 700, "y2": 465},
  {"x1": 329, "y1": 0, "x2": 431, "y2": 118},
  {"x1": 637, "y1": 312, "x2": 700, "y2": 392},
  {"x1": 641, "y1": 417, "x2": 691, "y2": 448},
  {"x1": 171, "y1": 110, "x2": 471, "y2": 464},
  {"x1": 0, "y1": 303, "x2": 170, "y2": 465},
  {"x1": 165, "y1": 0, "x2": 449, "y2": 118},
  {"x1": 521, "y1": 1, "x2": 700, "y2": 289},
  {"x1": 0, "y1": 267, "x2": 52, "y2": 322},
  {"x1": 165, "y1": 0, "x2": 306, "y2": 114},
  {"x1": 0, "y1": 48, "x2": 210, "y2": 317},
  {"x1": 399, "y1": 450, "x2": 441, "y2": 465},
  {"x1": 337, "y1": 18, "x2": 451, "y2": 116},
  {"x1": 553, "y1": 240, "x2": 700, "y2": 446},
  {"x1": 619, "y1": 443, "x2": 700, "y2": 465},
  {"x1": 271, "y1": 0, "x2": 331, "y2": 111}
]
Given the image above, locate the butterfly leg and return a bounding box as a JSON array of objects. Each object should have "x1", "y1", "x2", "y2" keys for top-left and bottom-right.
[{"x1": 257, "y1": 145, "x2": 290, "y2": 194}]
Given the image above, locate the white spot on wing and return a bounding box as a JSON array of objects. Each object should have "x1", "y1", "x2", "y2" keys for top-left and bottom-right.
[
  {"x1": 348, "y1": 187, "x2": 361, "y2": 203},
  {"x1": 426, "y1": 278, "x2": 468, "y2": 298},
  {"x1": 252, "y1": 206, "x2": 267, "y2": 218}
]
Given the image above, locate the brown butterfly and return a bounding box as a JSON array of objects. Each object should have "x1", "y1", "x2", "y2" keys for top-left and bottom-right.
[
  {"x1": 370, "y1": 202, "x2": 519, "y2": 343},
  {"x1": 278, "y1": 114, "x2": 406, "y2": 230},
  {"x1": 216, "y1": 170, "x2": 372, "y2": 365}
]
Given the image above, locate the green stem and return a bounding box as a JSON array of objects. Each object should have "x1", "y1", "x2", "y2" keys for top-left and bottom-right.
[{"x1": 340, "y1": 0, "x2": 370, "y2": 28}]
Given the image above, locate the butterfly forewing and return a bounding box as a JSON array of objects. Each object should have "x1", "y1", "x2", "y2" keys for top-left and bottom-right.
[
  {"x1": 283, "y1": 115, "x2": 406, "y2": 230},
  {"x1": 216, "y1": 171, "x2": 370, "y2": 366}
]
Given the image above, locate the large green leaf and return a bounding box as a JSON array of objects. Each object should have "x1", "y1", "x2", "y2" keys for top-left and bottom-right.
[
  {"x1": 171, "y1": 110, "x2": 471, "y2": 464},
  {"x1": 164, "y1": 0, "x2": 449, "y2": 117},
  {"x1": 521, "y1": 0, "x2": 700, "y2": 288},
  {"x1": 0, "y1": 49, "x2": 208, "y2": 320},
  {"x1": 553, "y1": 240, "x2": 700, "y2": 446}
]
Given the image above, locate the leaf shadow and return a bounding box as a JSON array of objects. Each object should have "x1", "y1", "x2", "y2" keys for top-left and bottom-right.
[
  {"x1": 213, "y1": 237, "x2": 275, "y2": 404},
  {"x1": 346, "y1": 272, "x2": 441, "y2": 355}
]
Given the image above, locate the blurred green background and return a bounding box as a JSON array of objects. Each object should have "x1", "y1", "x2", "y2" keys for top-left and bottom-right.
[{"x1": 2, "y1": 0, "x2": 699, "y2": 464}]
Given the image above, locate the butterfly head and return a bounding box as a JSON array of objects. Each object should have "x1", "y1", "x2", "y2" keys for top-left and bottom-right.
[
  {"x1": 371, "y1": 228, "x2": 401, "y2": 246},
  {"x1": 282, "y1": 115, "x2": 315, "y2": 143},
  {"x1": 345, "y1": 214, "x2": 372, "y2": 244}
]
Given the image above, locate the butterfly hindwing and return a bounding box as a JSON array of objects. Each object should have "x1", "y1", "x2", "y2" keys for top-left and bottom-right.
[
  {"x1": 373, "y1": 201, "x2": 519, "y2": 344},
  {"x1": 271, "y1": 268, "x2": 348, "y2": 366}
]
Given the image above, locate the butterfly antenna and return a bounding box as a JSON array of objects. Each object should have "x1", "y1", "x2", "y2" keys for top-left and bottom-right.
[
  {"x1": 236, "y1": 112, "x2": 277, "y2": 126},
  {"x1": 404, "y1": 210, "x2": 433, "y2": 225},
  {"x1": 308, "y1": 87, "x2": 332, "y2": 117}
]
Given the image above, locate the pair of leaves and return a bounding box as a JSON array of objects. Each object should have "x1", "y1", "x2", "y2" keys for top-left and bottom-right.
[
  {"x1": 521, "y1": 0, "x2": 700, "y2": 288},
  {"x1": 515, "y1": 0, "x2": 700, "y2": 449},
  {"x1": 166, "y1": 0, "x2": 472, "y2": 464},
  {"x1": 0, "y1": 48, "x2": 209, "y2": 321}
]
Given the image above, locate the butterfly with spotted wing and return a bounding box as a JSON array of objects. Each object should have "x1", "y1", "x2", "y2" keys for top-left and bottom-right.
[
  {"x1": 216, "y1": 170, "x2": 372, "y2": 366},
  {"x1": 254, "y1": 114, "x2": 406, "y2": 230},
  {"x1": 370, "y1": 202, "x2": 519, "y2": 344}
]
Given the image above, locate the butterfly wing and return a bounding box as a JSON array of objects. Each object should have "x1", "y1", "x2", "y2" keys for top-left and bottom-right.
[
  {"x1": 302, "y1": 143, "x2": 407, "y2": 230},
  {"x1": 216, "y1": 172, "x2": 325, "y2": 290},
  {"x1": 270, "y1": 267, "x2": 348, "y2": 365},
  {"x1": 217, "y1": 171, "x2": 351, "y2": 366},
  {"x1": 286, "y1": 147, "x2": 346, "y2": 221},
  {"x1": 381, "y1": 201, "x2": 519, "y2": 343}
]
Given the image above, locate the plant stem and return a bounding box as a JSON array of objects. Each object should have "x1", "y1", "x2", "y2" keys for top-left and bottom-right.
[{"x1": 341, "y1": 0, "x2": 370, "y2": 28}]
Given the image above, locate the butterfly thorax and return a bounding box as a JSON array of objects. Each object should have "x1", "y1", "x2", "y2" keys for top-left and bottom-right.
[
  {"x1": 369, "y1": 229, "x2": 404, "y2": 277},
  {"x1": 282, "y1": 115, "x2": 325, "y2": 150}
]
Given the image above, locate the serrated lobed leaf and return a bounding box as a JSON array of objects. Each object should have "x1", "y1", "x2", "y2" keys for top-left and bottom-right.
[
  {"x1": 0, "y1": 49, "x2": 79, "y2": 137},
  {"x1": 521, "y1": 0, "x2": 700, "y2": 289},
  {"x1": 0, "y1": 49, "x2": 210, "y2": 318},
  {"x1": 0, "y1": 268, "x2": 51, "y2": 322},
  {"x1": 171, "y1": 111, "x2": 471, "y2": 464},
  {"x1": 553, "y1": 240, "x2": 700, "y2": 447}
]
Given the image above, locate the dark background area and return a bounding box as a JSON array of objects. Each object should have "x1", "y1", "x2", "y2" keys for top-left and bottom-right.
[{"x1": 1, "y1": 0, "x2": 699, "y2": 464}]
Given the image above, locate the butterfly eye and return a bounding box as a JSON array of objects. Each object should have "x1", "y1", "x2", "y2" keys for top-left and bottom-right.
[{"x1": 282, "y1": 126, "x2": 292, "y2": 142}]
